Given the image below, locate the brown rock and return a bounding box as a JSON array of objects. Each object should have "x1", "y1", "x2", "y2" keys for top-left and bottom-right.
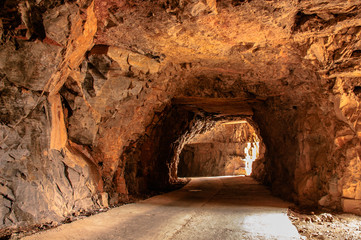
[
  {"x1": 342, "y1": 198, "x2": 361, "y2": 215},
  {"x1": 0, "y1": 42, "x2": 62, "y2": 91},
  {"x1": 98, "y1": 192, "x2": 109, "y2": 208},
  {"x1": 128, "y1": 53, "x2": 160, "y2": 74},
  {"x1": 354, "y1": 182, "x2": 361, "y2": 200},
  {"x1": 43, "y1": 4, "x2": 78, "y2": 46},
  {"x1": 107, "y1": 46, "x2": 130, "y2": 72},
  {"x1": 68, "y1": 96, "x2": 99, "y2": 145}
]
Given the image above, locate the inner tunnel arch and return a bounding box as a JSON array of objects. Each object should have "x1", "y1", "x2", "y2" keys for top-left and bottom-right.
[
  {"x1": 176, "y1": 119, "x2": 264, "y2": 178},
  {"x1": 120, "y1": 96, "x2": 272, "y2": 197}
]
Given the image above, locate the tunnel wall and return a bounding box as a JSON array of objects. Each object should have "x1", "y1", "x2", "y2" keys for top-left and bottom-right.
[
  {"x1": 253, "y1": 91, "x2": 361, "y2": 210},
  {"x1": 179, "y1": 143, "x2": 248, "y2": 177},
  {"x1": 0, "y1": 1, "x2": 103, "y2": 228},
  {"x1": 121, "y1": 106, "x2": 197, "y2": 196},
  {"x1": 0, "y1": 85, "x2": 100, "y2": 226}
]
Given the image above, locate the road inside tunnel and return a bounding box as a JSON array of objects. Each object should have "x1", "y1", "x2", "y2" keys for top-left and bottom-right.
[{"x1": 23, "y1": 176, "x2": 300, "y2": 240}]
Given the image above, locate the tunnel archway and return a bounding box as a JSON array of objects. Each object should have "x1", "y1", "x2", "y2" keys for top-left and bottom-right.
[
  {"x1": 116, "y1": 94, "x2": 294, "y2": 205},
  {"x1": 177, "y1": 119, "x2": 263, "y2": 178}
]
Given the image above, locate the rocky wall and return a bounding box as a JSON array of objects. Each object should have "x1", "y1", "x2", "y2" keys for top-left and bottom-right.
[
  {"x1": 0, "y1": 79, "x2": 102, "y2": 228},
  {"x1": 179, "y1": 142, "x2": 248, "y2": 177},
  {"x1": 0, "y1": 0, "x2": 105, "y2": 230}
]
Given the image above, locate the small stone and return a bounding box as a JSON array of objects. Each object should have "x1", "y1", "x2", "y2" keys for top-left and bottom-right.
[{"x1": 320, "y1": 213, "x2": 334, "y2": 222}]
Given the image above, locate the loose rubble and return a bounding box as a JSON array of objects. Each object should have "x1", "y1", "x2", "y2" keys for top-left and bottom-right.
[{"x1": 288, "y1": 208, "x2": 361, "y2": 240}]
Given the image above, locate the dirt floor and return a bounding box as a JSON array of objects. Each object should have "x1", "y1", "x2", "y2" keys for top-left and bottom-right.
[{"x1": 288, "y1": 207, "x2": 361, "y2": 240}]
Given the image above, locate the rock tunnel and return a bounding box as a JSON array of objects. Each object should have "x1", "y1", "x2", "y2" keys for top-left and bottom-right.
[
  {"x1": 178, "y1": 119, "x2": 262, "y2": 177},
  {"x1": 1, "y1": 0, "x2": 361, "y2": 233}
]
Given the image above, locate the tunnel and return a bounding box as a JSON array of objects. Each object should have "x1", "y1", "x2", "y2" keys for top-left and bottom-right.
[
  {"x1": 1, "y1": 0, "x2": 361, "y2": 238},
  {"x1": 177, "y1": 119, "x2": 262, "y2": 178}
]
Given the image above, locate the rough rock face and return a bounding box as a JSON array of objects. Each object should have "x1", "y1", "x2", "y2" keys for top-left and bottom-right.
[
  {"x1": 0, "y1": 79, "x2": 101, "y2": 227},
  {"x1": 178, "y1": 121, "x2": 262, "y2": 177},
  {"x1": 1, "y1": 0, "x2": 361, "y2": 232},
  {"x1": 0, "y1": 0, "x2": 103, "y2": 229}
]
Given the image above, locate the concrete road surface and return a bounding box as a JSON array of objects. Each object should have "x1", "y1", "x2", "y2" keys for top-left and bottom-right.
[{"x1": 23, "y1": 176, "x2": 301, "y2": 240}]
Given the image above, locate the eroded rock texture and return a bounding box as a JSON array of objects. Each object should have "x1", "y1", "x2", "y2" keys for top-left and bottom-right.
[{"x1": 1, "y1": 0, "x2": 361, "y2": 232}]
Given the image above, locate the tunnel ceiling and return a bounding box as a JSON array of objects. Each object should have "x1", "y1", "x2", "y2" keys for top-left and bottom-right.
[
  {"x1": 1, "y1": 0, "x2": 361, "y2": 231},
  {"x1": 173, "y1": 97, "x2": 264, "y2": 116},
  {"x1": 92, "y1": 0, "x2": 319, "y2": 101}
]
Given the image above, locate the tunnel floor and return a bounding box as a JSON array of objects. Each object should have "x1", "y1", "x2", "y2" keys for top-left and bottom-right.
[{"x1": 23, "y1": 176, "x2": 300, "y2": 240}]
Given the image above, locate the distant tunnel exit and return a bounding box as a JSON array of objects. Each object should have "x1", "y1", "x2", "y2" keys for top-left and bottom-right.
[{"x1": 177, "y1": 120, "x2": 263, "y2": 177}]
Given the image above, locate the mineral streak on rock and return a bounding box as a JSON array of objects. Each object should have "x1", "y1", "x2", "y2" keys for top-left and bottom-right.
[{"x1": 1, "y1": 0, "x2": 361, "y2": 233}]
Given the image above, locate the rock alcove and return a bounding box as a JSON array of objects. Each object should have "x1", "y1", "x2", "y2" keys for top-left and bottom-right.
[{"x1": 1, "y1": 0, "x2": 361, "y2": 233}]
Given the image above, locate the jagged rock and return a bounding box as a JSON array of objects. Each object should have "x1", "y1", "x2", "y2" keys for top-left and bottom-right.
[
  {"x1": 342, "y1": 185, "x2": 356, "y2": 199},
  {"x1": 68, "y1": 96, "x2": 99, "y2": 145},
  {"x1": 128, "y1": 53, "x2": 160, "y2": 74},
  {"x1": 107, "y1": 46, "x2": 161, "y2": 74},
  {"x1": 128, "y1": 80, "x2": 144, "y2": 97},
  {"x1": 98, "y1": 192, "x2": 109, "y2": 208},
  {"x1": 107, "y1": 47, "x2": 130, "y2": 73},
  {"x1": 0, "y1": 42, "x2": 62, "y2": 91},
  {"x1": 0, "y1": 184, "x2": 14, "y2": 202},
  {"x1": 43, "y1": 4, "x2": 78, "y2": 47},
  {"x1": 0, "y1": 185, "x2": 13, "y2": 225}
]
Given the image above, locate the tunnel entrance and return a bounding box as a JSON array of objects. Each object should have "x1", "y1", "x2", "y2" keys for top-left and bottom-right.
[{"x1": 177, "y1": 120, "x2": 263, "y2": 178}]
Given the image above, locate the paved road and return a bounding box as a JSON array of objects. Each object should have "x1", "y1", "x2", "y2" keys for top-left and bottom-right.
[{"x1": 24, "y1": 176, "x2": 301, "y2": 240}]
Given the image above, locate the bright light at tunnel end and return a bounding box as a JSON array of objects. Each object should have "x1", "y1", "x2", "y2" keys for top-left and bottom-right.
[
  {"x1": 178, "y1": 118, "x2": 261, "y2": 178},
  {"x1": 244, "y1": 141, "x2": 260, "y2": 176}
]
